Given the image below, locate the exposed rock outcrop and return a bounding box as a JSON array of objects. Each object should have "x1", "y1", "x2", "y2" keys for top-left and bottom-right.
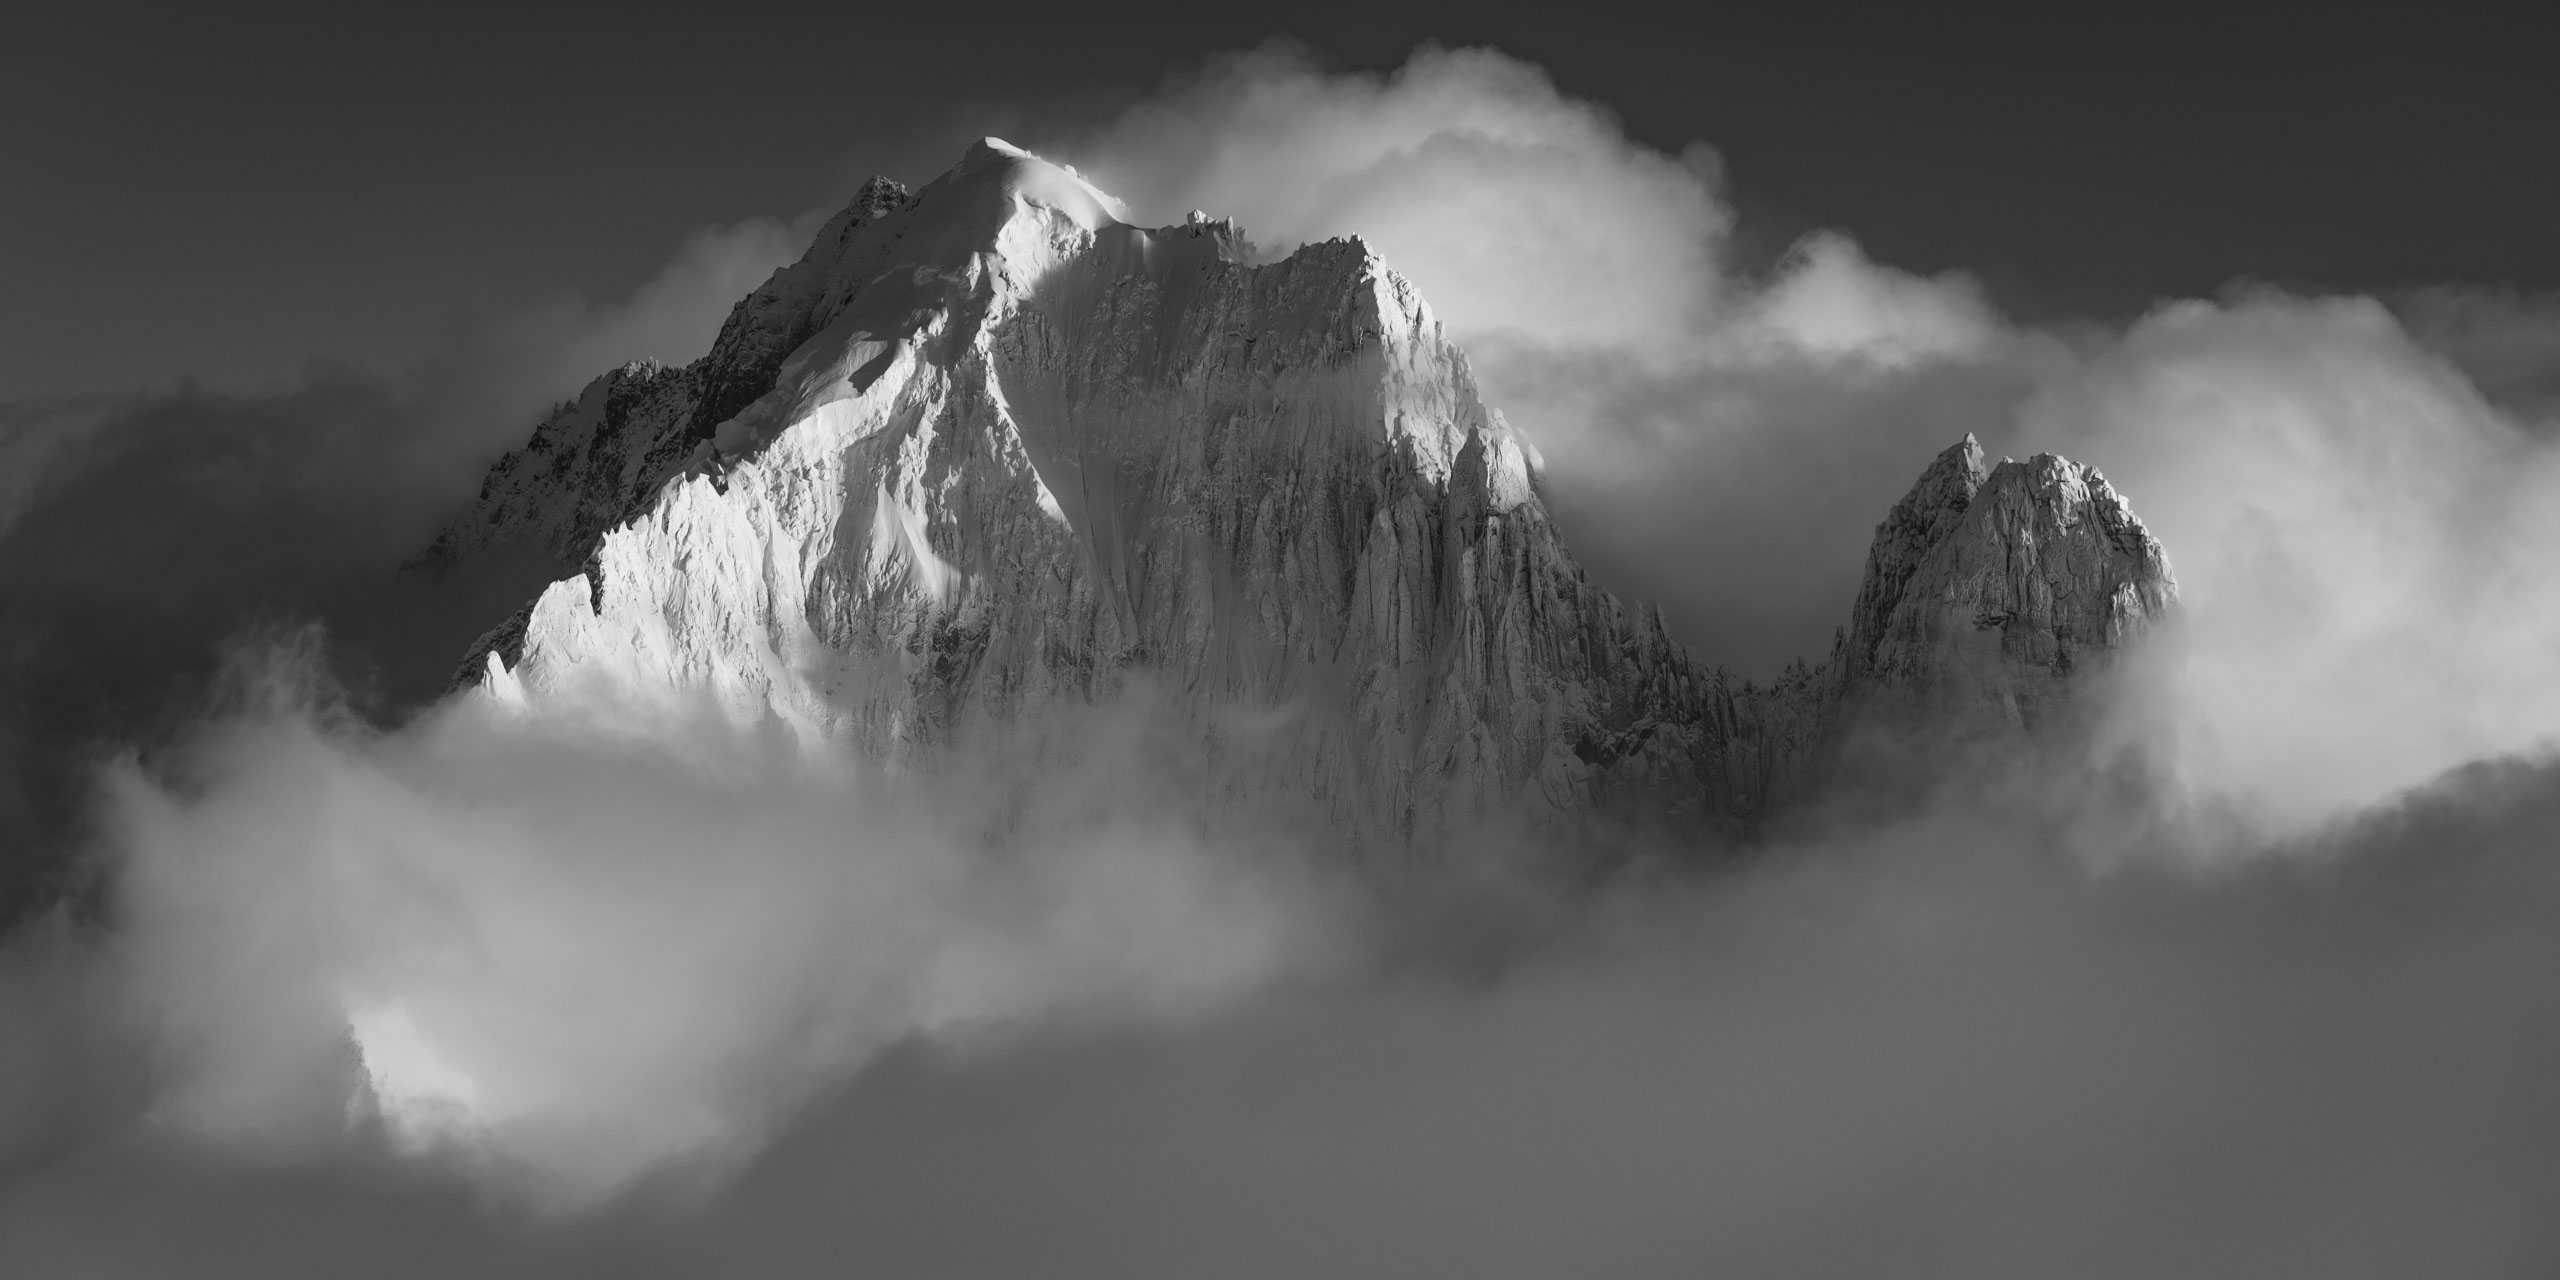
[{"x1": 1832, "y1": 435, "x2": 2178, "y2": 733}]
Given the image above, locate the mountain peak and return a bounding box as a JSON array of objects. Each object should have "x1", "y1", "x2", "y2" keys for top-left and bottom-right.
[
  {"x1": 1924, "y1": 432, "x2": 1991, "y2": 494},
  {"x1": 423, "y1": 143, "x2": 2177, "y2": 841},
  {"x1": 1837, "y1": 437, "x2": 2176, "y2": 732},
  {"x1": 933, "y1": 136, "x2": 1125, "y2": 232},
  {"x1": 1839, "y1": 434, "x2": 1992, "y2": 677}
]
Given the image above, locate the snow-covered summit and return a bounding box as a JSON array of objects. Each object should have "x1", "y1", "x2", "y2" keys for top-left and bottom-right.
[
  {"x1": 950, "y1": 135, "x2": 1127, "y2": 228},
  {"x1": 421, "y1": 138, "x2": 2174, "y2": 841}
]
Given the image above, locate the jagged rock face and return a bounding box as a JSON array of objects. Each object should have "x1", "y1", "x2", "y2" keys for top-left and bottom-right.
[
  {"x1": 419, "y1": 179, "x2": 924, "y2": 582},
  {"x1": 424, "y1": 138, "x2": 2177, "y2": 842},
  {"x1": 420, "y1": 360, "x2": 695, "y2": 580},
  {"x1": 1832, "y1": 436, "x2": 2178, "y2": 734}
]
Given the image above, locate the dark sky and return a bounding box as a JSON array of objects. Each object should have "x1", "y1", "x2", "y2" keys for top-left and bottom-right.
[{"x1": 4, "y1": 3, "x2": 2552, "y2": 397}]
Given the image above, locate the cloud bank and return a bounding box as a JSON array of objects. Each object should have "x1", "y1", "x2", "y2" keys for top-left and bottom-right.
[
  {"x1": 10, "y1": 694, "x2": 2560, "y2": 1275},
  {"x1": 8, "y1": 640, "x2": 1332, "y2": 1213},
  {"x1": 2011, "y1": 293, "x2": 2560, "y2": 841}
]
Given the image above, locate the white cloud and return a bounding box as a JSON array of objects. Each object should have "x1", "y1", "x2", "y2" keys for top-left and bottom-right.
[
  {"x1": 1739, "y1": 231, "x2": 2006, "y2": 367},
  {"x1": 16, "y1": 745, "x2": 2560, "y2": 1275},
  {"x1": 1071, "y1": 43, "x2": 1723, "y2": 354},
  {"x1": 2396, "y1": 285, "x2": 2560, "y2": 429},
  {"x1": 88, "y1": 646, "x2": 1333, "y2": 1209},
  {"x1": 2019, "y1": 293, "x2": 2560, "y2": 839}
]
